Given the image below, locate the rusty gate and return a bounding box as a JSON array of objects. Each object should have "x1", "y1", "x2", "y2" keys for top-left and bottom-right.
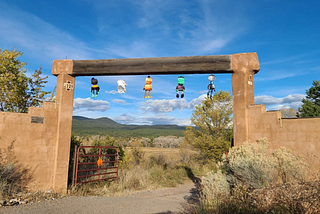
[{"x1": 72, "y1": 145, "x2": 119, "y2": 185}]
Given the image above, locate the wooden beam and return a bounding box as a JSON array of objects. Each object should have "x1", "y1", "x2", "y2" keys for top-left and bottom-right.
[{"x1": 52, "y1": 55, "x2": 232, "y2": 76}]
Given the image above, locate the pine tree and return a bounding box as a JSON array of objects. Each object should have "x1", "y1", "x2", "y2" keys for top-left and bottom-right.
[{"x1": 297, "y1": 80, "x2": 320, "y2": 117}]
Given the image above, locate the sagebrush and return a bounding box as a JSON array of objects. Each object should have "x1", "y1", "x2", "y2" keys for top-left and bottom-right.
[{"x1": 196, "y1": 138, "x2": 319, "y2": 214}]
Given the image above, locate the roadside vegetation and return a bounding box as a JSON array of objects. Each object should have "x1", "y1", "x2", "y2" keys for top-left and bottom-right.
[
  {"x1": 68, "y1": 136, "x2": 211, "y2": 196},
  {"x1": 191, "y1": 138, "x2": 320, "y2": 214}
]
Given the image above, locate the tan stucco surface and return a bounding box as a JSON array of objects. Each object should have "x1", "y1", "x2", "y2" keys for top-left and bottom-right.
[
  {"x1": 0, "y1": 102, "x2": 58, "y2": 191},
  {"x1": 247, "y1": 105, "x2": 320, "y2": 158},
  {"x1": 231, "y1": 53, "x2": 260, "y2": 145}
]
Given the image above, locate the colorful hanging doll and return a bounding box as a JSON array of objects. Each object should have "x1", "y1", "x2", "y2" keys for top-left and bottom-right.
[
  {"x1": 207, "y1": 75, "x2": 216, "y2": 99},
  {"x1": 91, "y1": 77, "x2": 100, "y2": 98},
  {"x1": 176, "y1": 76, "x2": 185, "y2": 98},
  {"x1": 143, "y1": 76, "x2": 152, "y2": 98},
  {"x1": 117, "y1": 79, "x2": 127, "y2": 94}
]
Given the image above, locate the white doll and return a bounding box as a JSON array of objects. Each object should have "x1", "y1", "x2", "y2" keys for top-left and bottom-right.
[{"x1": 117, "y1": 79, "x2": 127, "y2": 93}]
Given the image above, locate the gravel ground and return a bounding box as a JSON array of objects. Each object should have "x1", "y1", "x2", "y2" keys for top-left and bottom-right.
[{"x1": 0, "y1": 181, "x2": 200, "y2": 214}]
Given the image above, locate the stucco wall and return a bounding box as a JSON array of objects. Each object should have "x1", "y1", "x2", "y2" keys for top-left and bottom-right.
[
  {"x1": 0, "y1": 102, "x2": 58, "y2": 191},
  {"x1": 248, "y1": 104, "x2": 320, "y2": 158}
]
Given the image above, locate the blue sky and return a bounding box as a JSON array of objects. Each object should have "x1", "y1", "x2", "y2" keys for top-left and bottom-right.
[{"x1": 1, "y1": 0, "x2": 319, "y2": 126}]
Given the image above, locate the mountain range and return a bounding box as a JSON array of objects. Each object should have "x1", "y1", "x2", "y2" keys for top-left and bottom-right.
[{"x1": 72, "y1": 116, "x2": 186, "y2": 138}]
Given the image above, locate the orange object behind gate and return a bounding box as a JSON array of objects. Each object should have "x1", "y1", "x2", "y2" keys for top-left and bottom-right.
[{"x1": 72, "y1": 146, "x2": 119, "y2": 186}]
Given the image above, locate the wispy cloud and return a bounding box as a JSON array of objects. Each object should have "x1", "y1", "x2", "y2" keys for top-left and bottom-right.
[
  {"x1": 105, "y1": 90, "x2": 118, "y2": 94},
  {"x1": 73, "y1": 97, "x2": 110, "y2": 111},
  {"x1": 112, "y1": 99, "x2": 128, "y2": 105},
  {"x1": 311, "y1": 66, "x2": 320, "y2": 71},
  {"x1": 255, "y1": 94, "x2": 305, "y2": 110},
  {"x1": 255, "y1": 71, "x2": 301, "y2": 81},
  {"x1": 106, "y1": 42, "x2": 156, "y2": 58},
  {"x1": 113, "y1": 113, "x2": 192, "y2": 126},
  {"x1": 0, "y1": 3, "x2": 92, "y2": 61},
  {"x1": 112, "y1": 113, "x2": 147, "y2": 125},
  {"x1": 140, "y1": 94, "x2": 206, "y2": 113},
  {"x1": 143, "y1": 114, "x2": 192, "y2": 126},
  {"x1": 268, "y1": 102, "x2": 303, "y2": 111},
  {"x1": 262, "y1": 53, "x2": 312, "y2": 65},
  {"x1": 87, "y1": 0, "x2": 247, "y2": 58}
]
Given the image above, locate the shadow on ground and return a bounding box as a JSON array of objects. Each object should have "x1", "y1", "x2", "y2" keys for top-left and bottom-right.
[{"x1": 183, "y1": 166, "x2": 201, "y2": 205}]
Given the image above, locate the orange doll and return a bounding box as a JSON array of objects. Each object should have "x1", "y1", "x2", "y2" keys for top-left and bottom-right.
[{"x1": 143, "y1": 76, "x2": 152, "y2": 98}]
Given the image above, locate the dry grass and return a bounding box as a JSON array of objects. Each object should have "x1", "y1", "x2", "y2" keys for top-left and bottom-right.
[
  {"x1": 69, "y1": 146, "x2": 208, "y2": 197},
  {"x1": 126, "y1": 147, "x2": 181, "y2": 161}
]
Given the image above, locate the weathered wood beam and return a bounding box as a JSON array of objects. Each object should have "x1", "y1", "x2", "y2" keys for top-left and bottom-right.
[{"x1": 52, "y1": 55, "x2": 232, "y2": 76}]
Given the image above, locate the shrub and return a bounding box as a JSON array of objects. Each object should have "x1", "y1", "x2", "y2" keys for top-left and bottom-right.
[
  {"x1": 0, "y1": 141, "x2": 30, "y2": 198},
  {"x1": 195, "y1": 138, "x2": 317, "y2": 214},
  {"x1": 109, "y1": 166, "x2": 150, "y2": 193},
  {"x1": 221, "y1": 138, "x2": 309, "y2": 188},
  {"x1": 148, "y1": 154, "x2": 167, "y2": 168},
  {"x1": 272, "y1": 147, "x2": 308, "y2": 183},
  {"x1": 129, "y1": 140, "x2": 145, "y2": 166},
  {"x1": 222, "y1": 138, "x2": 276, "y2": 189},
  {"x1": 200, "y1": 170, "x2": 230, "y2": 203}
]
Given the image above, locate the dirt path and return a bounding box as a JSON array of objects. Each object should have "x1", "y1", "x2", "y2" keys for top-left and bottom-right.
[{"x1": 0, "y1": 181, "x2": 200, "y2": 214}]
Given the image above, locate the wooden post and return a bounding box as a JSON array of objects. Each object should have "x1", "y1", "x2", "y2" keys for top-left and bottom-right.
[{"x1": 52, "y1": 60, "x2": 75, "y2": 193}]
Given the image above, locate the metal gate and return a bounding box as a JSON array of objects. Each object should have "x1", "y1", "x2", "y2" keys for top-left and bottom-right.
[{"x1": 72, "y1": 145, "x2": 119, "y2": 186}]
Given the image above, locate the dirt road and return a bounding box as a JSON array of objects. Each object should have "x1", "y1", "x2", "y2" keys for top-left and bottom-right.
[{"x1": 0, "y1": 181, "x2": 200, "y2": 214}]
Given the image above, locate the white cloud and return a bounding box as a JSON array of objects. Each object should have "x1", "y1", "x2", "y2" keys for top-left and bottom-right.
[
  {"x1": 141, "y1": 99, "x2": 187, "y2": 113},
  {"x1": 112, "y1": 99, "x2": 128, "y2": 105},
  {"x1": 105, "y1": 90, "x2": 118, "y2": 94},
  {"x1": 188, "y1": 94, "x2": 207, "y2": 108},
  {"x1": 255, "y1": 94, "x2": 305, "y2": 110},
  {"x1": 140, "y1": 94, "x2": 206, "y2": 113},
  {"x1": 107, "y1": 41, "x2": 155, "y2": 58},
  {"x1": 73, "y1": 97, "x2": 110, "y2": 111},
  {"x1": 113, "y1": 113, "x2": 192, "y2": 126},
  {"x1": 143, "y1": 114, "x2": 192, "y2": 126},
  {"x1": 112, "y1": 113, "x2": 147, "y2": 125}
]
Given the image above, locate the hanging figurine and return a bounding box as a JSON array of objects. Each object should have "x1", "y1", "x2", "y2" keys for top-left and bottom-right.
[
  {"x1": 143, "y1": 76, "x2": 152, "y2": 98},
  {"x1": 176, "y1": 76, "x2": 185, "y2": 98},
  {"x1": 117, "y1": 79, "x2": 127, "y2": 94},
  {"x1": 207, "y1": 74, "x2": 216, "y2": 100},
  {"x1": 91, "y1": 77, "x2": 100, "y2": 98}
]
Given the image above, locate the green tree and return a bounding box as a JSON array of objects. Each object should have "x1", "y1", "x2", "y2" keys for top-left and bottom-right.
[
  {"x1": 0, "y1": 48, "x2": 51, "y2": 113},
  {"x1": 184, "y1": 90, "x2": 233, "y2": 162},
  {"x1": 297, "y1": 80, "x2": 320, "y2": 117}
]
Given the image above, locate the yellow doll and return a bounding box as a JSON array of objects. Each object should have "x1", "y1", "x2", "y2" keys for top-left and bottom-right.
[{"x1": 143, "y1": 76, "x2": 152, "y2": 98}]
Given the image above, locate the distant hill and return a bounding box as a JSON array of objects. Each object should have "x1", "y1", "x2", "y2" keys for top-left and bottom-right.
[{"x1": 72, "y1": 116, "x2": 187, "y2": 138}]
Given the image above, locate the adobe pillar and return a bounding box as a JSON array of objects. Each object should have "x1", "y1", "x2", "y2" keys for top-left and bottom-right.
[
  {"x1": 231, "y1": 53, "x2": 260, "y2": 146},
  {"x1": 52, "y1": 60, "x2": 75, "y2": 193}
]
